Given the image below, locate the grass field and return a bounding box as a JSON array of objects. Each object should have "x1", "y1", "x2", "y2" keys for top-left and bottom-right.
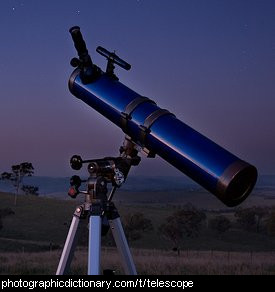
[
  {"x1": 1, "y1": 248, "x2": 275, "y2": 275},
  {"x1": 1, "y1": 191, "x2": 275, "y2": 274}
]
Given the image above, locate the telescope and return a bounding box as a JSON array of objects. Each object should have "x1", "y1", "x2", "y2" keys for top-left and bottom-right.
[{"x1": 68, "y1": 26, "x2": 257, "y2": 207}]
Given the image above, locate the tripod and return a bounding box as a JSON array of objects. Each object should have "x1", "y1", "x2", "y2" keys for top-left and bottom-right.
[{"x1": 56, "y1": 137, "x2": 140, "y2": 275}]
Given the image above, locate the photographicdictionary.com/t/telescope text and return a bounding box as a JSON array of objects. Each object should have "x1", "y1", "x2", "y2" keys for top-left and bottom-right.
[
  {"x1": 0, "y1": 276, "x2": 270, "y2": 290},
  {"x1": 1, "y1": 278, "x2": 193, "y2": 290}
]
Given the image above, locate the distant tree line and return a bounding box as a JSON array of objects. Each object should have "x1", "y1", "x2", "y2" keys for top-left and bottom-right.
[
  {"x1": 156, "y1": 204, "x2": 275, "y2": 255},
  {"x1": 99, "y1": 204, "x2": 275, "y2": 255},
  {"x1": 234, "y1": 206, "x2": 275, "y2": 236}
]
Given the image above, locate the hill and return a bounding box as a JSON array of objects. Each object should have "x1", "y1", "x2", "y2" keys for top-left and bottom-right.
[{"x1": 1, "y1": 190, "x2": 275, "y2": 255}]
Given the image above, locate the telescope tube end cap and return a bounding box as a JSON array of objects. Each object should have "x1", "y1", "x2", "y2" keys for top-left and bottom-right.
[{"x1": 216, "y1": 161, "x2": 258, "y2": 207}]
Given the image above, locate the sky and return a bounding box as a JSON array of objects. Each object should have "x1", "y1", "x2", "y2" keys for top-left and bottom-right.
[{"x1": 0, "y1": 0, "x2": 274, "y2": 178}]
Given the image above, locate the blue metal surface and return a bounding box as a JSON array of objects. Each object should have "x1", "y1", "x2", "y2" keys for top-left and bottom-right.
[
  {"x1": 69, "y1": 69, "x2": 257, "y2": 206},
  {"x1": 147, "y1": 115, "x2": 238, "y2": 194},
  {"x1": 71, "y1": 71, "x2": 140, "y2": 126}
]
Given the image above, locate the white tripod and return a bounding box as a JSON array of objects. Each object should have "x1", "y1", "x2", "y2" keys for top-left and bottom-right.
[{"x1": 56, "y1": 137, "x2": 140, "y2": 275}]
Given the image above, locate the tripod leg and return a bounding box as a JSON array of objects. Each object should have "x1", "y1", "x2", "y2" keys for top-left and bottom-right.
[
  {"x1": 109, "y1": 217, "x2": 137, "y2": 275},
  {"x1": 56, "y1": 206, "x2": 83, "y2": 275},
  {"x1": 88, "y1": 213, "x2": 102, "y2": 275}
]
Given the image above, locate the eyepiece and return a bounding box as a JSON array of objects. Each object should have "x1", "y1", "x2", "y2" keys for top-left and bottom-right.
[{"x1": 69, "y1": 26, "x2": 93, "y2": 67}]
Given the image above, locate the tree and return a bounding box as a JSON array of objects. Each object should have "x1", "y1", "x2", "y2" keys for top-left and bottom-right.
[
  {"x1": 252, "y1": 206, "x2": 267, "y2": 233},
  {"x1": 235, "y1": 206, "x2": 268, "y2": 232},
  {"x1": 0, "y1": 172, "x2": 13, "y2": 180},
  {"x1": 266, "y1": 208, "x2": 275, "y2": 236},
  {"x1": 0, "y1": 162, "x2": 34, "y2": 205},
  {"x1": 159, "y1": 215, "x2": 183, "y2": 255},
  {"x1": 123, "y1": 212, "x2": 153, "y2": 242},
  {"x1": 159, "y1": 204, "x2": 206, "y2": 255},
  {"x1": 176, "y1": 204, "x2": 206, "y2": 237},
  {"x1": 235, "y1": 207, "x2": 256, "y2": 231},
  {"x1": 21, "y1": 185, "x2": 39, "y2": 196},
  {"x1": 209, "y1": 215, "x2": 231, "y2": 234}
]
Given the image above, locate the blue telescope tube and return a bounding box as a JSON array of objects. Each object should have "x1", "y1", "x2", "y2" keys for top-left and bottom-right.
[{"x1": 69, "y1": 69, "x2": 257, "y2": 207}]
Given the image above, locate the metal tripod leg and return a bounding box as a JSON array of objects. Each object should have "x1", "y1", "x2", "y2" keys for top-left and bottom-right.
[
  {"x1": 88, "y1": 203, "x2": 102, "y2": 275},
  {"x1": 56, "y1": 206, "x2": 83, "y2": 275},
  {"x1": 109, "y1": 217, "x2": 137, "y2": 275},
  {"x1": 88, "y1": 215, "x2": 102, "y2": 275}
]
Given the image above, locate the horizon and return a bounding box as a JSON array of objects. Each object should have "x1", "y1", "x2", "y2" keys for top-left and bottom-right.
[{"x1": 1, "y1": 173, "x2": 275, "y2": 179}]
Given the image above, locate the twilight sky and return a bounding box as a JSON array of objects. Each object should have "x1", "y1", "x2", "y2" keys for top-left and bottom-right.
[{"x1": 0, "y1": 0, "x2": 274, "y2": 177}]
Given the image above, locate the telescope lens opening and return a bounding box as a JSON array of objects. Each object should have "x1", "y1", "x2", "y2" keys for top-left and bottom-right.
[{"x1": 225, "y1": 165, "x2": 257, "y2": 206}]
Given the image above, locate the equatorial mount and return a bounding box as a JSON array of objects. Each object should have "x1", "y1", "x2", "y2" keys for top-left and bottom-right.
[{"x1": 68, "y1": 137, "x2": 140, "y2": 200}]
